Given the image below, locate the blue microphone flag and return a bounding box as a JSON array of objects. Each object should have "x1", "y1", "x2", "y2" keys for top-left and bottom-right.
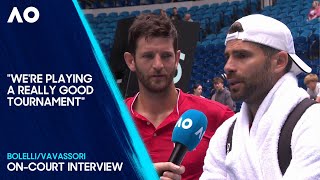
[{"x1": 172, "y1": 109, "x2": 208, "y2": 151}]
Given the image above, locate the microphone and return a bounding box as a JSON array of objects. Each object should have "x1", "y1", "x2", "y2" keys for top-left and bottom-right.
[{"x1": 168, "y1": 109, "x2": 208, "y2": 165}]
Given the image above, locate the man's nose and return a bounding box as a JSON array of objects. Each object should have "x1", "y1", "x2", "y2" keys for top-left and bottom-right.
[
  {"x1": 224, "y1": 57, "x2": 236, "y2": 75},
  {"x1": 153, "y1": 55, "x2": 164, "y2": 70}
]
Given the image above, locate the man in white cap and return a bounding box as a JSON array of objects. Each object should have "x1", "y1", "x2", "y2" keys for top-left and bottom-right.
[{"x1": 200, "y1": 14, "x2": 320, "y2": 179}]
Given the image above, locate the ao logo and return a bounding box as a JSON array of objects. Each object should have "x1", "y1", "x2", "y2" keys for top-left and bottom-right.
[
  {"x1": 175, "y1": 117, "x2": 205, "y2": 140},
  {"x1": 7, "y1": 7, "x2": 40, "y2": 23}
]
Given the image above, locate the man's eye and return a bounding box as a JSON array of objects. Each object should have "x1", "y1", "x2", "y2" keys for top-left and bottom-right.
[
  {"x1": 235, "y1": 52, "x2": 247, "y2": 59},
  {"x1": 143, "y1": 54, "x2": 154, "y2": 59},
  {"x1": 162, "y1": 54, "x2": 172, "y2": 59}
]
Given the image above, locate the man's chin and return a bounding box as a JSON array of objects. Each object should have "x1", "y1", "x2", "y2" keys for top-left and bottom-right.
[{"x1": 147, "y1": 84, "x2": 170, "y2": 93}]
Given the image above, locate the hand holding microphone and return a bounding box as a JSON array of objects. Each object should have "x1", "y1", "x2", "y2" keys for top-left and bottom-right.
[
  {"x1": 155, "y1": 162, "x2": 185, "y2": 180},
  {"x1": 158, "y1": 109, "x2": 208, "y2": 179}
]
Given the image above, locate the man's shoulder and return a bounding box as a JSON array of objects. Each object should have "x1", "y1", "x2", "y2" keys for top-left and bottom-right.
[
  {"x1": 180, "y1": 91, "x2": 232, "y2": 112},
  {"x1": 125, "y1": 96, "x2": 135, "y2": 106},
  {"x1": 294, "y1": 103, "x2": 320, "y2": 132},
  {"x1": 302, "y1": 103, "x2": 320, "y2": 118},
  {"x1": 181, "y1": 91, "x2": 212, "y2": 104}
]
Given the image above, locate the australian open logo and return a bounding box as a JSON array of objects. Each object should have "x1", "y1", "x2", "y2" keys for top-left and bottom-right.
[{"x1": 7, "y1": 6, "x2": 40, "y2": 23}]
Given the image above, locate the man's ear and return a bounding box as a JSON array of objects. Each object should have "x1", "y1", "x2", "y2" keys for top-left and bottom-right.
[
  {"x1": 124, "y1": 52, "x2": 136, "y2": 72},
  {"x1": 274, "y1": 51, "x2": 288, "y2": 74},
  {"x1": 175, "y1": 50, "x2": 181, "y2": 68}
]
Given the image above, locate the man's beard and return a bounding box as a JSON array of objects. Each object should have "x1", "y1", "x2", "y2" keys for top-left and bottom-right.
[
  {"x1": 135, "y1": 66, "x2": 176, "y2": 93},
  {"x1": 228, "y1": 58, "x2": 275, "y2": 104}
]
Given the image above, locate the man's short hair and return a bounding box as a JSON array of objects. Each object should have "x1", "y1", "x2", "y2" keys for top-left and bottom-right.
[
  {"x1": 127, "y1": 13, "x2": 178, "y2": 55},
  {"x1": 304, "y1": 74, "x2": 319, "y2": 85},
  {"x1": 213, "y1": 77, "x2": 224, "y2": 84}
]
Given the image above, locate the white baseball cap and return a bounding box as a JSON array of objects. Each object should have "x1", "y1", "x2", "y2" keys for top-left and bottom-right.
[{"x1": 225, "y1": 14, "x2": 312, "y2": 75}]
